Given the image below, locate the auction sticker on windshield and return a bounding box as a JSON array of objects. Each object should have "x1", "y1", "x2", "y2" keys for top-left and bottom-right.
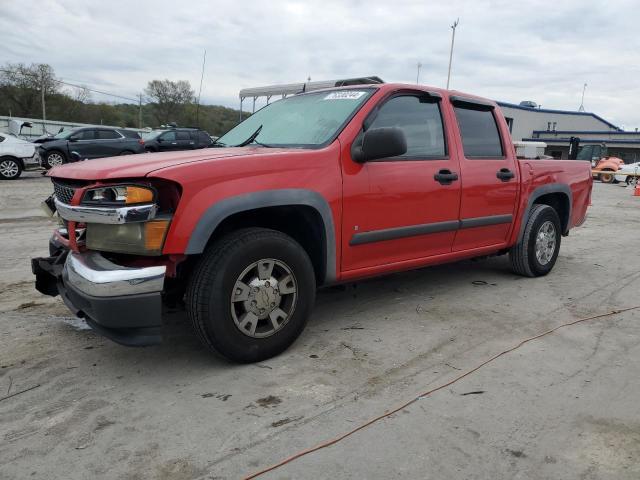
[{"x1": 323, "y1": 91, "x2": 367, "y2": 100}]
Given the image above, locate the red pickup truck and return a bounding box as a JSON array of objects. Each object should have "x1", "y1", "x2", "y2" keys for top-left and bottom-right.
[{"x1": 32, "y1": 83, "x2": 592, "y2": 362}]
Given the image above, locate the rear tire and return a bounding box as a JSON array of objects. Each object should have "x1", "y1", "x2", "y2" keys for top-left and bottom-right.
[
  {"x1": 510, "y1": 204, "x2": 561, "y2": 277},
  {"x1": 186, "y1": 228, "x2": 316, "y2": 363},
  {"x1": 599, "y1": 170, "x2": 615, "y2": 184},
  {"x1": 0, "y1": 157, "x2": 22, "y2": 180}
]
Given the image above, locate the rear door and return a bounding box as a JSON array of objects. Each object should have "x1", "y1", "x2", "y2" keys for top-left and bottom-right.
[
  {"x1": 95, "y1": 129, "x2": 124, "y2": 157},
  {"x1": 341, "y1": 91, "x2": 462, "y2": 272},
  {"x1": 176, "y1": 130, "x2": 196, "y2": 150},
  {"x1": 449, "y1": 97, "x2": 519, "y2": 251}
]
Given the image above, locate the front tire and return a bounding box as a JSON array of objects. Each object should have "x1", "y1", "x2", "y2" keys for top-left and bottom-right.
[
  {"x1": 186, "y1": 228, "x2": 316, "y2": 363},
  {"x1": 510, "y1": 204, "x2": 561, "y2": 277},
  {"x1": 44, "y1": 151, "x2": 66, "y2": 169},
  {"x1": 0, "y1": 157, "x2": 22, "y2": 180}
]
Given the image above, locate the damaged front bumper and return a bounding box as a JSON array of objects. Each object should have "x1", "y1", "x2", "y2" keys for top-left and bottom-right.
[{"x1": 32, "y1": 237, "x2": 166, "y2": 346}]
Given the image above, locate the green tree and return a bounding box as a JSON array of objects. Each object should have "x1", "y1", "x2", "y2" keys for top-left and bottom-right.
[{"x1": 144, "y1": 79, "x2": 194, "y2": 125}]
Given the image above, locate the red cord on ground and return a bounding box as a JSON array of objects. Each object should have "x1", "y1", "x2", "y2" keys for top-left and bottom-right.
[{"x1": 243, "y1": 306, "x2": 640, "y2": 479}]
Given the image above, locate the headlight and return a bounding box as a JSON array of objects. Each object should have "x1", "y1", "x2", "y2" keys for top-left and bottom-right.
[
  {"x1": 86, "y1": 218, "x2": 171, "y2": 255},
  {"x1": 82, "y1": 185, "x2": 155, "y2": 206}
]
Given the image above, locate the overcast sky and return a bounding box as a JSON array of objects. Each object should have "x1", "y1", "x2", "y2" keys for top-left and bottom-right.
[{"x1": 3, "y1": 0, "x2": 639, "y2": 129}]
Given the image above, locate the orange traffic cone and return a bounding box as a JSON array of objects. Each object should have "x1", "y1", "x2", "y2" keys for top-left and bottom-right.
[{"x1": 634, "y1": 181, "x2": 640, "y2": 197}]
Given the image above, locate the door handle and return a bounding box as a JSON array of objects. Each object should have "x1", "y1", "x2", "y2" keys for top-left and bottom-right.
[
  {"x1": 496, "y1": 168, "x2": 515, "y2": 181},
  {"x1": 434, "y1": 169, "x2": 459, "y2": 185}
]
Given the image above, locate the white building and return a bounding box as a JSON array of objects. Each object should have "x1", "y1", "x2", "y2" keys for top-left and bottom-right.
[{"x1": 498, "y1": 102, "x2": 640, "y2": 162}]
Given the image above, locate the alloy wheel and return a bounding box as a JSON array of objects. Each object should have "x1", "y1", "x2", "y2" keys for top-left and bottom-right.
[
  {"x1": 535, "y1": 221, "x2": 556, "y2": 265},
  {"x1": 0, "y1": 160, "x2": 19, "y2": 178},
  {"x1": 230, "y1": 259, "x2": 298, "y2": 338}
]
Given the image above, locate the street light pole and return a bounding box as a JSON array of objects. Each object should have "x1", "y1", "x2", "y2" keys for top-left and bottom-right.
[
  {"x1": 416, "y1": 62, "x2": 422, "y2": 84},
  {"x1": 446, "y1": 18, "x2": 459, "y2": 90},
  {"x1": 578, "y1": 83, "x2": 587, "y2": 112},
  {"x1": 41, "y1": 71, "x2": 46, "y2": 121},
  {"x1": 138, "y1": 93, "x2": 143, "y2": 128}
]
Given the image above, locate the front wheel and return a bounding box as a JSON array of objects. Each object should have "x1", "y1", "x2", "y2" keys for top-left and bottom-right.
[
  {"x1": 0, "y1": 157, "x2": 22, "y2": 180},
  {"x1": 510, "y1": 204, "x2": 561, "y2": 277},
  {"x1": 186, "y1": 228, "x2": 316, "y2": 363},
  {"x1": 44, "y1": 151, "x2": 65, "y2": 169}
]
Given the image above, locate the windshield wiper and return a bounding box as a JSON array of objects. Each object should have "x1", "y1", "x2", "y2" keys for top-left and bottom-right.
[
  {"x1": 210, "y1": 138, "x2": 227, "y2": 147},
  {"x1": 234, "y1": 125, "x2": 265, "y2": 147}
]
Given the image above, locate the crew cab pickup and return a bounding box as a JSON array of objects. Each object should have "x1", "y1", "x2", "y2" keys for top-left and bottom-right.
[{"x1": 32, "y1": 83, "x2": 592, "y2": 362}]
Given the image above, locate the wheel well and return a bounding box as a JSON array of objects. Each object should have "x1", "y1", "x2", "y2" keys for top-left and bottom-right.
[
  {"x1": 533, "y1": 193, "x2": 570, "y2": 233},
  {"x1": 204, "y1": 205, "x2": 327, "y2": 285}
]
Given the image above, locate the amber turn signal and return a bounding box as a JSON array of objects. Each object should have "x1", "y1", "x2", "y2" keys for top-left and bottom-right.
[
  {"x1": 125, "y1": 186, "x2": 155, "y2": 204},
  {"x1": 144, "y1": 220, "x2": 171, "y2": 251}
]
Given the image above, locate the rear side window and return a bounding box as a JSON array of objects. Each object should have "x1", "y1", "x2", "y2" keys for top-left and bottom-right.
[
  {"x1": 118, "y1": 129, "x2": 141, "y2": 139},
  {"x1": 367, "y1": 95, "x2": 446, "y2": 158},
  {"x1": 198, "y1": 131, "x2": 211, "y2": 145},
  {"x1": 454, "y1": 106, "x2": 503, "y2": 158},
  {"x1": 97, "y1": 130, "x2": 120, "y2": 139},
  {"x1": 176, "y1": 131, "x2": 191, "y2": 141}
]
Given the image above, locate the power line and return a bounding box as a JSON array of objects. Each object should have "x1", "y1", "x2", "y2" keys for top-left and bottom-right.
[{"x1": 0, "y1": 68, "x2": 141, "y2": 103}]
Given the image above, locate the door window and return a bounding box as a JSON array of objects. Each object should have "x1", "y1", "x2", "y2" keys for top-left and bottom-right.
[
  {"x1": 160, "y1": 131, "x2": 176, "y2": 141},
  {"x1": 176, "y1": 131, "x2": 191, "y2": 141},
  {"x1": 366, "y1": 95, "x2": 446, "y2": 159},
  {"x1": 97, "y1": 129, "x2": 120, "y2": 139},
  {"x1": 454, "y1": 106, "x2": 503, "y2": 158},
  {"x1": 72, "y1": 130, "x2": 96, "y2": 140}
]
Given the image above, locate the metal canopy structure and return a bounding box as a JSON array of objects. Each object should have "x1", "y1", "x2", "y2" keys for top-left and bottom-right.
[{"x1": 238, "y1": 76, "x2": 384, "y2": 120}]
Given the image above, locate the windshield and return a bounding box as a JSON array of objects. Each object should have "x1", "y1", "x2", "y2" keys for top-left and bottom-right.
[
  {"x1": 53, "y1": 130, "x2": 73, "y2": 139},
  {"x1": 143, "y1": 130, "x2": 164, "y2": 140},
  {"x1": 218, "y1": 89, "x2": 374, "y2": 147}
]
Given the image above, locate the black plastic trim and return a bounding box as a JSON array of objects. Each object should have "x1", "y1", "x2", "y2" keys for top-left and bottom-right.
[
  {"x1": 450, "y1": 95, "x2": 495, "y2": 111},
  {"x1": 350, "y1": 220, "x2": 459, "y2": 246},
  {"x1": 460, "y1": 214, "x2": 513, "y2": 229},
  {"x1": 349, "y1": 214, "x2": 514, "y2": 246}
]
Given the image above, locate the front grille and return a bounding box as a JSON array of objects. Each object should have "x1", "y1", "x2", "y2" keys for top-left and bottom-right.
[{"x1": 53, "y1": 181, "x2": 77, "y2": 204}]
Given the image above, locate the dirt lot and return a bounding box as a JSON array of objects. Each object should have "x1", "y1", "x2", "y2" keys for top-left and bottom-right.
[{"x1": 1, "y1": 173, "x2": 639, "y2": 480}]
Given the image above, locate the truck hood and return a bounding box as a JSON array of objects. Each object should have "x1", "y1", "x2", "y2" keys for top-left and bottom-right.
[{"x1": 48, "y1": 147, "x2": 291, "y2": 181}]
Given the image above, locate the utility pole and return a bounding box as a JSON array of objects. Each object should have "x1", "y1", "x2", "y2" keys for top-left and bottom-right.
[
  {"x1": 578, "y1": 83, "x2": 587, "y2": 112},
  {"x1": 446, "y1": 18, "x2": 459, "y2": 90},
  {"x1": 196, "y1": 49, "x2": 207, "y2": 126},
  {"x1": 41, "y1": 71, "x2": 46, "y2": 121},
  {"x1": 138, "y1": 93, "x2": 143, "y2": 128},
  {"x1": 416, "y1": 62, "x2": 422, "y2": 84}
]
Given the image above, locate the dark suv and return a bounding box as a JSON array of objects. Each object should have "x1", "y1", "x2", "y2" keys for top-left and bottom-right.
[
  {"x1": 38, "y1": 127, "x2": 145, "y2": 169},
  {"x1": 143, "y1": 128, "x2": 213, "y2": 152}
]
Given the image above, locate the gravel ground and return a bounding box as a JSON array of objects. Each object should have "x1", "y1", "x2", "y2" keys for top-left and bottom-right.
[{"x1": 1, "y1": 172, "x2": 639, "y2": 480}]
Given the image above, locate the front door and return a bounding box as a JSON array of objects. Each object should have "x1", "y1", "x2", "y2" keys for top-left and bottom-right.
[{"x1": 341, "y1": 92, "x2": 462, "y2": 272}]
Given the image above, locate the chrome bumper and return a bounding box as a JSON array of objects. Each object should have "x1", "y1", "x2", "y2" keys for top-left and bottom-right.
[
  {"x1": 54, "y1": 197, "x2": 157, "y2": 224},
  {"x1": 64, "y1": 251, "x2": 165, "y2": 297}
]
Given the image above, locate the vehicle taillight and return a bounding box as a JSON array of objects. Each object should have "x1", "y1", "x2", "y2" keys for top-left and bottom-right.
[{"x1": 138, "y1": 139, "x2": 145, "y2": 145}]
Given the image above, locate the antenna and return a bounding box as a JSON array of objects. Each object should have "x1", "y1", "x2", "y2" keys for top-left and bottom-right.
[
  {"x1": 416, "y1": 62, "x2": 422, "y2": 84},
  {"x1": 196, "y1": 49, "x2": 207, "y2": 126}
]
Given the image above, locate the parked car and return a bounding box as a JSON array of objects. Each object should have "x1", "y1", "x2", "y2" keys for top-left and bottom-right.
[
  {"x1": 37, "y1": 127, "x2": 145, "y2": 169},
  {"x1": 614, "y1": 162, "x2": 640, "y2": 185},
  {"x1": 143, "y1": 127, "x2": 213, "y2": 152},
  {"x1": 0, "y1": 133, "x2": 41, "y2": 179},
  {"x1": 32, "y1": 82, "x2": 592, "y2": 363}
]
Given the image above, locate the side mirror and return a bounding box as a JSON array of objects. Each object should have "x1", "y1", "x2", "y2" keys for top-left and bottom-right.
[
  {"x1": 352, "y1": 127, "x2": 407, "y2": 163},
  {"x1": 70, "y1": 151, "x2": 82, "y2": 162}
]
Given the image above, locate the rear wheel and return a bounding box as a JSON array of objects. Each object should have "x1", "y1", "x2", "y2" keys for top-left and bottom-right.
[
  {"x1": 626, "y1": 176, "x2": 638, "y2": 186},
  {"x1": 186, "y1": 228, "x2": 316, "y2": 363},
  {"x1": 44, "y1": 151, "x2": 65, "y2": 169},
  {"x1": 0, "y1": 157, "x2": 22, "y2": 180},
  {"x1": 599, "y1": 170, "x2": 615, "y2": 184},
  {"x1": 510, "y1": 204, "x2": 561, "y2": 277}
]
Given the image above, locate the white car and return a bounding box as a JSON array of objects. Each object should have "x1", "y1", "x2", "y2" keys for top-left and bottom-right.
[
  {"x1": 0, "y1": 133, "x2": 41, "y2": 180},
  {"x1": 614, "y1": 162, "x2": 640, "y2": 185}
]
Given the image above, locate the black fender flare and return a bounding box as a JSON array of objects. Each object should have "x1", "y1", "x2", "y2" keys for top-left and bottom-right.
[
  {"x1": 185, "y1": 189, "x2": 337, "y2": 283},
  {"x1": 517, "y1": 183, "x2": 572, "y2": 242}
]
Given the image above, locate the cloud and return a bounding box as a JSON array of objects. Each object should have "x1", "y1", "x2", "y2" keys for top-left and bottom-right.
[{"x1": 2, "y1": 0, "x2": 638, "y2": 128}]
